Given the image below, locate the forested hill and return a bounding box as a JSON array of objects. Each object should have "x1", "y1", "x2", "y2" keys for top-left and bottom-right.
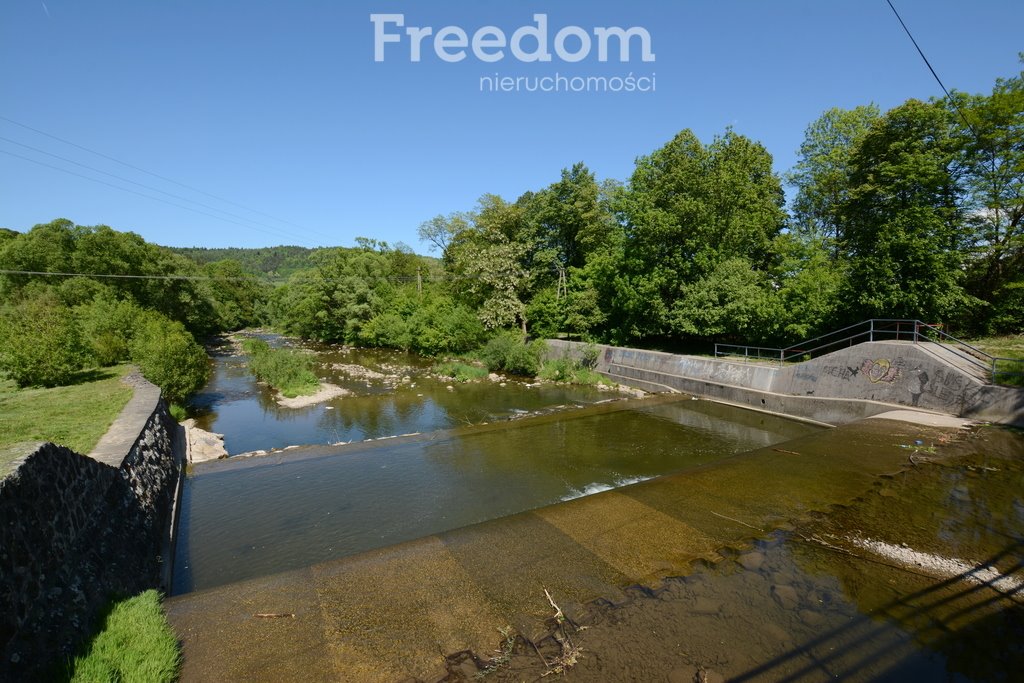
[{"x1": 168, "y1": 245, "x2": 315, "y2": 278}]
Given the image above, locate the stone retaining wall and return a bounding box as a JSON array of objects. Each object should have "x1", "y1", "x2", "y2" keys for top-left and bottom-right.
[{"x1": 0, "y1": 378, "x2": 180, "y2": 679}]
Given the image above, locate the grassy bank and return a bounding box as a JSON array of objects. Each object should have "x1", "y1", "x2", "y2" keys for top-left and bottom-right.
[
  {"x1": 970, "y1": 335, "x2": 1024, "y2": 387},
  {"x1": 66, "y1": 590, "x2": 180, "y2": 683},
  {"x1": 241, "y1": 338, "x2": 320, "y2": 397},
  {"x1": 0, "y1": 365, "x2": 133, "y2": 475}
]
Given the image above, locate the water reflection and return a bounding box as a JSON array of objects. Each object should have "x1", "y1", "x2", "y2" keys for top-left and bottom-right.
[{"x1": 190, "y1": 334, "x2": 614, "y2": 454}]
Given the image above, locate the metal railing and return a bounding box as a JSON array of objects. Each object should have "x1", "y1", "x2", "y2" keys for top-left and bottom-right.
[{"x1": 714, "y1": 319, "x2": 1023, "y2": 385}]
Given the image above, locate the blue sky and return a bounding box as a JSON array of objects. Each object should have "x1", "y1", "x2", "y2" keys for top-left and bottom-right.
[{"x1": 1, "y1": 1, "x2": 1021, "y2": 251}]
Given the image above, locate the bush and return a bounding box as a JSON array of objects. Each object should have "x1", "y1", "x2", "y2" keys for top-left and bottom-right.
[
  {"x1": 130, "y1": 313, "x2": 210, "y2": 403},
  {"x1": 579, "y1": 342, "x2": 601, "y2": 370},
  {"x1": 240, "y1": 338, "x2": 319, "y2": 397},
  {"x1": 76, "y1": 296, "x2": 142, "y2": 367},
  {"x1": 537, "y1": 352, "x2": 609, "y2": 386},
  {"x1": 433, "y1": 360, "x2": 488, "y2": 382},
  {"x1": 480, "y1": 331, "x2": 543, "y2": 377},
  {"x1": 0, "y1": 291, "x2": 91, "y2": 387}
]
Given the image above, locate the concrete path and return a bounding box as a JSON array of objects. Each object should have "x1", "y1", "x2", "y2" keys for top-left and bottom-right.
[
  {"x1": 88, "y1": 370, "x2": 161, "y2": 467},
  {"x1": 165, "y1": 414, "x2": 962, "y2": 682}
]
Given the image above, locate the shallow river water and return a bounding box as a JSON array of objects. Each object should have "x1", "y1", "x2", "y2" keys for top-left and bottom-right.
[
  {"x1": 167, "y1": 336, "x2": 1024, "y2": 681},
  {"x1": 175, "y1": 392, "x2": 818, "y2": 594},
  {"x1": 190, "y1": 333, "x2": 620, "y2": 455}
]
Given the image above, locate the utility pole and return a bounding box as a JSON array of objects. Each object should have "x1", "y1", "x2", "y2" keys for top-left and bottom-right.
[{"x1": 416, "y1": 266, "x2": 422, "y2": 298}]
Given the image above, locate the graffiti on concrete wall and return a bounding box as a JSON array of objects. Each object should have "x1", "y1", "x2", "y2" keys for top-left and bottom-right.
[
  {"x1": 861, "y1": 358, "x2": 901, "y2": 384},
  {"x1": 819, "y1": 358, "x2": 901, "y2": 384},
  {"x1": 821, "y1": 365, "x2": 860, "y2": 382}
]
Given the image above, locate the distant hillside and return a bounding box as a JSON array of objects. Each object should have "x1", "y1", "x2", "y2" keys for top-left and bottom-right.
[{"x1": 168, "y1": 246, "x2": 316, "y2": 278}]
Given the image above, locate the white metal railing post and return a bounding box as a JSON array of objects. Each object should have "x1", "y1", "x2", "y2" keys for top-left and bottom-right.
[{"x1": 869, "y1": 319, "x2": 874, "y2": 342}]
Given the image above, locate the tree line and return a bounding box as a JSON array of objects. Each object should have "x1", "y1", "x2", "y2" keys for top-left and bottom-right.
[{"x1": 1, "y1": 61, "x2": 1020, "y2": 398}]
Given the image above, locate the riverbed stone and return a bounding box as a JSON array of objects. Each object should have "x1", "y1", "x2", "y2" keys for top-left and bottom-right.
[
  {"x1": 691, "y1": 597, "x2": 721, "y2": 615},
  {"x1": 771, "y1": 584, "x2": 800, "y2": 611},
  {"x1": 799, "y1": 608, "x2": 826, "y2": 627},
  {"x1": 737, "y1": 551, "x2": 764, "y2": 571}
]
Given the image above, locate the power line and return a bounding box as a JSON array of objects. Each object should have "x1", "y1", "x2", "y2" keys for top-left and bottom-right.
[
  {"x1": 0, "y1": 135, "x2": 313, "y2": 244},
  {"x1": 0, "y1": 268, "x2": 471, "y2": 284},
  {"x1": 0, "y1": 148, "x2": 319, "y2": 246},
  {"x1": 884, "y1": 0, "x2": 979, "y2": 138},
  {"x1": 0, "y1": 114, "x2": 336, "y2": 243},
  {"x1": 0, "y1": 269, "x2": 258, "y2": 282}
]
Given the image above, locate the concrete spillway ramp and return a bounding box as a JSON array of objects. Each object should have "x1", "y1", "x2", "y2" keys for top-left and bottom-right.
[
  {"x1": 165, "y1": 413, "x2": 971, "y2": 682},
  {"x1": 550, "y1": 339, "x2": 1024, "y2": 427}
]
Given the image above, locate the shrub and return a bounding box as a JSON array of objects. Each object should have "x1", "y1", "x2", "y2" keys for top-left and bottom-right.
[
  {"x1": 130, "y1": 313, "x2": 210, "y2": 403},
  {"x1": 433, "y1": 361, "x2": 489, "y2": 382},
  {"x1": 76, "y1": 296, "x2": 142, "y2": 367},
  {"x1": 537, "y1": 354, "x2": 609, "y2": 386},
  {"x1": 480, "y1": 331, "x2": 543, "y2": 377},
  {"x1": 579, "y1": 342, "x2": 601, "y2": 370},
  {"x1": 241, "y1": 337, "x2": 319, "y2": 397},
  {"x1": 0, "y1": 291, "x2": 90, "y2": 387}
]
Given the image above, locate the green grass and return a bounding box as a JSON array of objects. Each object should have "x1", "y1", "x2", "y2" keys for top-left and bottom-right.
[
  {"x1": 66, "y1": 590, "x2": 180, "y2": 683},
  {"x1": 241, "y1": 338, "x2": 320, "y2": 397},
  {"x1": 537, "y1": 357, "x2": 613, "y2": 386},
  {"x1": 433, "y1": 360, "x2": 489, "y2": 382},
  {"x1": 969, "y1": 334, "x2": 1024, "y2": 387},
  {"x1": 0, "y1": 365, "x2": 133, "y2": 474}
]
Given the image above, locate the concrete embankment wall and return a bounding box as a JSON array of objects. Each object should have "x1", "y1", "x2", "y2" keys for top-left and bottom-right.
[
  {"x1": 547, "y1": 340, "x2": 1024, "y2": 427},
  {"x1": 0, "y1": 374, "x2": 181, "y2": 679}
]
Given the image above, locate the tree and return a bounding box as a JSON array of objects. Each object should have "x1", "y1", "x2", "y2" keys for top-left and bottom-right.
[
  {"x1": 771, "y1": 234, "x2": 843, "y2": 340},
  {"x1": 417, "y1": 212, "x2": 473, "y2": 260},
  {"x1": 203, "y1": 259, "x2": 269, "y2": 330},
  {"x1": 787, "y1": 105, "x2": 881, "y2": 251},
  {"x1": 950, "y1": 60, "x2": 1024, "y2": 331},
  {"x1": 838, "y1": 100, "x2": 975, "y2": 324},
  {"x1": 0, "y1": 289, "x2": 91, "y2": 387},
  {"x1": 614, "y1": 128, "x2": 786, "y2": 340},
  {"x1": 129, "y1": 313, "x2": 210, "y2": 404}
]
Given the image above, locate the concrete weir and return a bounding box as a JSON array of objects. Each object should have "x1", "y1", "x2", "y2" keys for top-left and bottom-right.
[
  {"x1": 547, "y1": 339, "x2": 1024, "y2": 427},
  {"x1": 165, "y1": 342, "x2": 1021, "y2": 681},
  {"x1": 167, "y1": 413, "x2": 973, "y2": 682}
]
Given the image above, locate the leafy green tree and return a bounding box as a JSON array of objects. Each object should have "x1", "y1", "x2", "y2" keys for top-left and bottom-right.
[
  {"x1": 0, "y1": 220, "x2": 219, "y2": 336},
  {"x1": 76, "y1": 296, "x2": 144, "y2": 366},
  {"x1": 771, "y1": 234, "x2": 843, "y2": 340},
  {"x1": 203, "y1": 259, "x2": 269, "y2": 330},
  {"x1": 0, "y1": 289, "x2": 91, "y2": 387},
  {"x1": 950, "y1": 61, "x2": 1024, "y2": 331},
  {"x1": 129, "y1": 312, "x2": 210, "y2": 403},
  {"x1": 417, "y1": 212, "x2": 473, "y2": 262},
  {"x1": 838, "y1": 100, "x2": 975, "y2": 323},
  {"x1": 450, "y1": 235, "x2": 529, "y2": 333},
  {"x1": 615, "y1": 128, "x2": 786, "y2": 340},
  {"x1": 666, "y1": 257, "x2": 781, "y2": 342},
  {"x1": 786, "y1": 105, "x2": 881, "y2": 251},
  {"x1": 273, "y1": 246, "x2": 396, "y2": 343}
]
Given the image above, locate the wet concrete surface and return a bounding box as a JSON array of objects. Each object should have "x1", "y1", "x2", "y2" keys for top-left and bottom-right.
[{"x1": 162, "y1": 414, "x2": 1010, "y2": 682}]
